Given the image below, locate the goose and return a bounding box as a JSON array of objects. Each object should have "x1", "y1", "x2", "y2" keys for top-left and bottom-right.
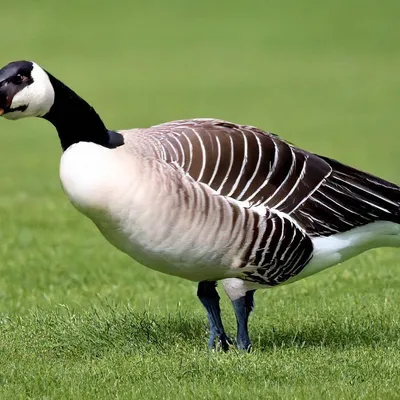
[{"x1": 0, "y1": 60, "x2": 399, "y2": 352}]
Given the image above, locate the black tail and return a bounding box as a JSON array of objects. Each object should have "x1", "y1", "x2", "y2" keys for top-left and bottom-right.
[
  {"x1": 292, "y1": 155, "x2": 400, "y2": 236},
  {"x1": 320, "y1": 156, "x2": 400, "y2": 223}
]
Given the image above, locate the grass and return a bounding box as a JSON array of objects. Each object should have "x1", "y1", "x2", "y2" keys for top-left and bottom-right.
[{"x1": 1, "y1": 0, "x2": 400, "y2": 398}]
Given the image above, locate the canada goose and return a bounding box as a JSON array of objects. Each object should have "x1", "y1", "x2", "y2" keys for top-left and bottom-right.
[{"x1": 0, "y1": 60, "x2": 399, "y2": 351}]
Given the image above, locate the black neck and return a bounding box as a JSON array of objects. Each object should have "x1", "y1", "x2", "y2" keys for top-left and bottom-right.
[{"x1": 42, "y1": 73, "x2": 115, "y2": 151}]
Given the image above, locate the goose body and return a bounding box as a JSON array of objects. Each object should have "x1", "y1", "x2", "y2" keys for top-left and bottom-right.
[
  {"x1": 60, "y1": 120, "x2": 400, "y2": 286},
  {"x1": 0, "y1": 61, "x2": 399, "y2": 351}
]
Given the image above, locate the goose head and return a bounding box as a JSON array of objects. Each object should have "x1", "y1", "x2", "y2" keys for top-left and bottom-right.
[
  {"x1": 0, "y1": 61, "x2": 55, "y2": 120},
  {"x1": 0, "y1": 60, "x2": 122, "y2": 150}
]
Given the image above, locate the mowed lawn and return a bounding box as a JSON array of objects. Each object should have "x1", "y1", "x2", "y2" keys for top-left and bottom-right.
[{"x1": 1, "y1": 0, "x2": 400, "y2": 398}]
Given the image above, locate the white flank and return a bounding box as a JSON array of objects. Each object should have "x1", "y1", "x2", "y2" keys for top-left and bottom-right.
[{"x1": 289, "y1": 221, "x2": 400, "y2": 283}]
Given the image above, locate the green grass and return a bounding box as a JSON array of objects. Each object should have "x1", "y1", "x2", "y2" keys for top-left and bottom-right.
[{"x1": 1, "y1": 0, "x2": 400, "y2": 398}]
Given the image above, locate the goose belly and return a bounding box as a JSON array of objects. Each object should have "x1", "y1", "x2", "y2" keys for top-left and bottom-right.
[
  {"x1": 287, "y1": 221, "x2": 400, "y2": 283},
  {"x1": 59, "y1": 142, "x2": 232, "y2": 281},
  {"x1": 91, "y1": 188, "x2": 235, "y2": 282},
  {"x1": 93, "y1": 215, "x2": 232, "y2": 281}
]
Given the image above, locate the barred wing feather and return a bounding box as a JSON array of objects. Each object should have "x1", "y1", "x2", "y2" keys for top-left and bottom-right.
[{"x1": 152, "y1": 119, "x2": 400, "y2": 237}]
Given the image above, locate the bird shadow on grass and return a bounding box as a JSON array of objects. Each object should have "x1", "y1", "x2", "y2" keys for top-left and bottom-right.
[
  {"x1": 3, "y1": 305, "x2": 399, "y2": 359},
  {"x1": 2, "y1": 305, "x2": 208, "y2": 359},
  {"x1": 254, "y1": 317, "x2": 400, "y2": 352}
]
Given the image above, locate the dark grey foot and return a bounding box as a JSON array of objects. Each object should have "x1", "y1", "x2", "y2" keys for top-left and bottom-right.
[
  {"x1": 198, "y1": 281, "x2": 233, "y2": 351},
  {"x1": 231, "y1": 290, "x2": 256, "y2": 352}
]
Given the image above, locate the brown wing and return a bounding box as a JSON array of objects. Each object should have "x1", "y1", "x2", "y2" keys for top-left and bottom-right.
[{"x1": 150, "y1": 119, "x2": 400, "y2": 236}]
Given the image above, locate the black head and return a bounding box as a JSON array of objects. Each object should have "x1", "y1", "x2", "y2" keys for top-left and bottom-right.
[
  {"x1": 0, "y1": 60, "x2": 121, "y2": 151},
  {"x1": 0, "y1": 60, "x2": 55, "y2": 120}
]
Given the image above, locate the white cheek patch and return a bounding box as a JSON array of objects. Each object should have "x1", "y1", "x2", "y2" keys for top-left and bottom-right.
[{"x1": 5, "y1": 62, "x2": 55, "y2": 120}]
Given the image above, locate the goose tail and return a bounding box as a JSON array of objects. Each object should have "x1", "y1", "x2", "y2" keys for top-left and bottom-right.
[{"x1": 319, "y1": 155, "x2": 400, "y2": 224}]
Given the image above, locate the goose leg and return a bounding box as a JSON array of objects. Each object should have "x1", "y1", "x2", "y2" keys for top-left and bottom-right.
[
  {"x1": 222, "y1": 278, "x2": 256, "y2": 351},
  {"x1": 197, "y1": 281, "x2": 232, "y2": 351},
  {"x1": 231, "y1": 290, "x2": 256, "y2": 351}
]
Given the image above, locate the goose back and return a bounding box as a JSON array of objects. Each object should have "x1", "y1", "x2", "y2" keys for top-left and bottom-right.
[{"x1": 127, "y1": 119, "x2": 400, "y2": 237}]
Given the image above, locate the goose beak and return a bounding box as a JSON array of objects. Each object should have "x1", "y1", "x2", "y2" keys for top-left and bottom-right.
[
  {"x1": 0, "y1": 88, "x2": 12, "y2": 116},
  {"x1": 0, "y1": 90, "x2": 5, "y2": 116},
  {"x1": 0, "y1": 65, "x2": 15, "y2": 116}
]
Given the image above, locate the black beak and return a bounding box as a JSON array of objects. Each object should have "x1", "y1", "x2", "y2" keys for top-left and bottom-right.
[
  {"x1": 0, "y1": 61, "x2": 31, "y2": 116},
  {"x1": 0, "y1": 86, "x2": 12, "y2": 116},
  {"x1": 0, "y1": 65, "x2": 14, "y2": 116},
  {"x1": 0, "y1": 86, "x2": 13, "y2": 116},
  {"x1": 0, "y1": 88, "x2": 11, "y2": 116}
]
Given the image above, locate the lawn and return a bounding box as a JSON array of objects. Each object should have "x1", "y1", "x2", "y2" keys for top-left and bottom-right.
[{"x1": 1, "y1": 0, "x2": 400, "y2": 398}]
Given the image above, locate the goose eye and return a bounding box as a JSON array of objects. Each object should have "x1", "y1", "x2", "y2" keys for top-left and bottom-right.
[{"x1": 11, "y1": 75, "x2": 23, "y2": 85}]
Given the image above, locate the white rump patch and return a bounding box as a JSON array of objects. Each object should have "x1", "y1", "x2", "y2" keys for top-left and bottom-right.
[{"x1": 291, "y1": 221, "x2": 400, "y2": 282}]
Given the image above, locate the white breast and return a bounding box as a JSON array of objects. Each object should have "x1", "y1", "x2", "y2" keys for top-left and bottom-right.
[
  {"x1": 60, "y1": 142, "x2": 134, "y2": 213},
  {"x1": 59, "y1": 142, "x2": 233, "y2": 281}
]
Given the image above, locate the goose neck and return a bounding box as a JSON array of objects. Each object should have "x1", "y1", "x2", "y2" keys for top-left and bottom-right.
[{"x1": 42, "y1": 73, "x2": 110, "y2": 151}]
